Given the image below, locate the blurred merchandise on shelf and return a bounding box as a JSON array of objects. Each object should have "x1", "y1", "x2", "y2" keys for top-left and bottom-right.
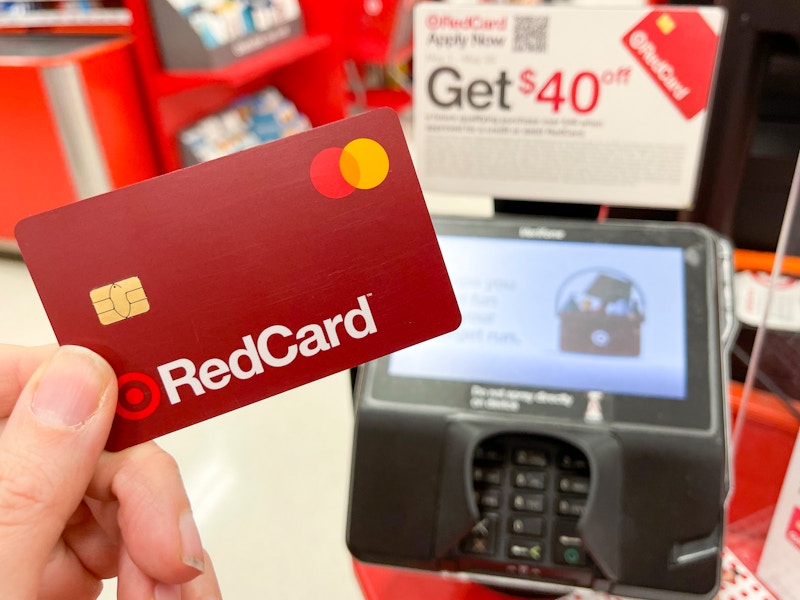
[
  {"x1": 0, "y1": 0, "x2": 131, "y2": 30},
  {"x1": 126, "y1": 0, "x2": 347, "y2": 172},
  {"x1": 179, "y1": 86, "x2": 310, "y2": 165},
  {"x1": 148, "y1": 0, "x2": 303, "y2": 69},
  {"x1": 171, "y1": 0, "x2": 301, "y2": 49}
]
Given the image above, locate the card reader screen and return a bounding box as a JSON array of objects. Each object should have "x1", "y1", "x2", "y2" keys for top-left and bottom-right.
[{"x1": 389, "y1": 235, "x2": 687, "y2": 400}]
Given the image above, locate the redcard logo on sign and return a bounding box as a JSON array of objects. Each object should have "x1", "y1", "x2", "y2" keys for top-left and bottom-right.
[{"x1": 622, "y1": 10, "x2": 719, "y2": 120}]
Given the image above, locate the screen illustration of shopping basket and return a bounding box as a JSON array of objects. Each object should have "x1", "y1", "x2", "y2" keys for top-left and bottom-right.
[{"x1": 557, "y1": 269, "x2": 645, "y2": 357}]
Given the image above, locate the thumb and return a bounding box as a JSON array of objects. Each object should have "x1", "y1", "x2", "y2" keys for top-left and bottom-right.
[{"x1": 0, "y1": 345, "x2": 117, "y2": 596}]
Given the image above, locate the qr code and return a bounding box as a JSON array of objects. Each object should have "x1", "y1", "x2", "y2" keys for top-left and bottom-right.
[{"x1": 513, "y1": 16, "x2": 548, "y2": 53}]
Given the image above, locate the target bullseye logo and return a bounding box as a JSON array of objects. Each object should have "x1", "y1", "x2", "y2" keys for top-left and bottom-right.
[
  {"x1": 116, "y1": 372, "x2": 161, "y2": 420},
  {"x1": 310, "y1": 138, "x2": 390, "y2": 198}
]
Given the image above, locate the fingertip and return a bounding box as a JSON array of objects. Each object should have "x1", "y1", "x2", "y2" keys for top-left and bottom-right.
[
  {"x1": 109, "y1": 446, "x2": 205, "y2": 584},
  {"x1": 179, "y1": 511, "x2": 205, "y2": 573},
  {"x1": 154, "y1": 582, "x2": 182, "y2": 600},
  {"x1": 181, "y1": 550, "x2": 223, "y2": 600},
  {"x1": 57, "y1": 345, "x2": 117, "y2": 409},
  {"x1": 59, "y1": 345, "x2": 115, "y2": 379},
  {"x1": 0, "y1": 345, "x2": 119, "y2": 584},
  {"x1": 28, "y1": 345, "x2": 116, "y2": 429}
]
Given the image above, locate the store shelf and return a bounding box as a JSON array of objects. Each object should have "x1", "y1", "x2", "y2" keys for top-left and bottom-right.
[
  {"x1": 0, "y1": 8, "x2": 131, "y2": 28},
  {"x1": 125, "y1": 0, "x2": 347, "y2": 172},
  {"x1": 154, "y1": 32, "x2": 331, "y2": 95},
  {"x1": 348, "y1": 88, "x2": 411, "y2": 112}
]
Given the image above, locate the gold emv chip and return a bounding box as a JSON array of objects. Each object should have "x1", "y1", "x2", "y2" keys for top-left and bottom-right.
[
  {"x1": 90, "y1": 276, "x2": 150, "y2": 325},
  {"x1": 656, "y1": 13, "x2": 677, "y2": 35}
]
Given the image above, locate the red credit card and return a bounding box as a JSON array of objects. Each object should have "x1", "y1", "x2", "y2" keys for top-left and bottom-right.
[
  {"x1": 622, "y1": 10, "x2": 719, "y2": 120},
  {"x1": 16, "y1": 108, "x2": 461, "y2": 451}
]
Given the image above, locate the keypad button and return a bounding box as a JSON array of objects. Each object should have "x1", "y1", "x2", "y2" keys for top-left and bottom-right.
[
  {"x1": 558, "y1": 534, "x2": 583, "y2": 547},
  {"x1": 475, "y1": 446, "x2": 505, "y2": 463},
  {"x1": 476, "y1": 488, "x2": 501, "y2": 509},
  {"x1": 559, "y1": 475, "x2": 590, "y2": 495},
  {"x1": 555, "y1": 545, "x2": 587, "y2": 566},
  {"x1": 557, "y1": 497, "x2": 587, "y2": 517},
  {"x1": 462, "y1": 536, "x2": 493, "y2": 556},
  {"x1": 461, "y1": 515, "x2": 497, "y2": 556},
  {"x1": 507, "y1": 540, "x2": 545, "y2": 562},
  {"x1": 559, "y1": 452, "x2": 589, "y2": 472},
  {"x1": 513, "y1": 469, "x2": 546, "y2": 490},
  {"x1": 512, "y1": 448, "x2": 548, "y2": 467},
  {"x1": 511, "y1": 492, "x2": 545, "y2": 513},
  {"x1": 553, "y1": 519, "x2": 587, "y2": 566},
  {"x1": 474, "y1": 466, "x2": 503, "y2": 486},
  {"x1": 509, "y1": 516, "x2": 544, "y2": 536}
]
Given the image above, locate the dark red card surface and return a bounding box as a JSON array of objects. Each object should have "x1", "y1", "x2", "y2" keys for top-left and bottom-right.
[{"x1": 16, "y1": 108, "x2": 461, "y2": 451}]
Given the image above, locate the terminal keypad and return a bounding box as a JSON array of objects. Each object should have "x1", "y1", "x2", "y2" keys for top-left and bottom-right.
[{"x1": 459, "y1": 437, "x2": 593, "y2": 573}]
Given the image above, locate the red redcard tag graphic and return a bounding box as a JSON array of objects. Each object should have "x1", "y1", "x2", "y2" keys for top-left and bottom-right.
[
  {"x1": 622, "y1": 10, "x2": 720, "y2": 120},
  {"x1": 16, "y1": 108, "x2": 462, "y2": 451}
]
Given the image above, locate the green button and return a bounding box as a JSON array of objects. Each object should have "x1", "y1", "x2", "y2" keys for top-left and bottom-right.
[
  {"x1": 529, "y1": 544, "x2": 542, "y2": 561},
  {"x1": 564, "y1": 548, "x2": 581, "y2": 564}
]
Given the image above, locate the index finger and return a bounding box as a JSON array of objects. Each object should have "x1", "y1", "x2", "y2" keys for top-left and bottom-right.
[
  {"x1": 87, "y1": 442, "x2": 206, "y2": 584},
  {"x1": 0, "y1": 344, "x2": 57, "y2": 416}
]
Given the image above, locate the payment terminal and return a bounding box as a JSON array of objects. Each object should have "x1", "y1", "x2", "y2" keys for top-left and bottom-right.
[{"x1": 347, "y1": 215, "x2": 735, "y2": 600}]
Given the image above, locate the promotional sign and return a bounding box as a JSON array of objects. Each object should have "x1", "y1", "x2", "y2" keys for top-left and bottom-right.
[
  {"x1": 413, "y1": 4, "x2": 726, "y2": 209},
  {"x1": 16, "y1": 108, "x2": 461, "y2": 451},
  {"x1": 758, "y1": 430, "x2": 800, "y2": 598}
]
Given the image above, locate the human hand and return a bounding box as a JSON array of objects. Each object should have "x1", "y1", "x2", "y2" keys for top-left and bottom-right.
[{"x1": 0, "y1": 344, "x2": 223, "y2": 599}]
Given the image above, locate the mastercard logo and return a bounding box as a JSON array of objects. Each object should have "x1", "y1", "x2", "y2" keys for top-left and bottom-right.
[
  {"x1": 116, "y1": 372, "x2": 161, "y2": 421},
  {"x1": 310, "y1": 138, "x2": 389, "y2": 198}
]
